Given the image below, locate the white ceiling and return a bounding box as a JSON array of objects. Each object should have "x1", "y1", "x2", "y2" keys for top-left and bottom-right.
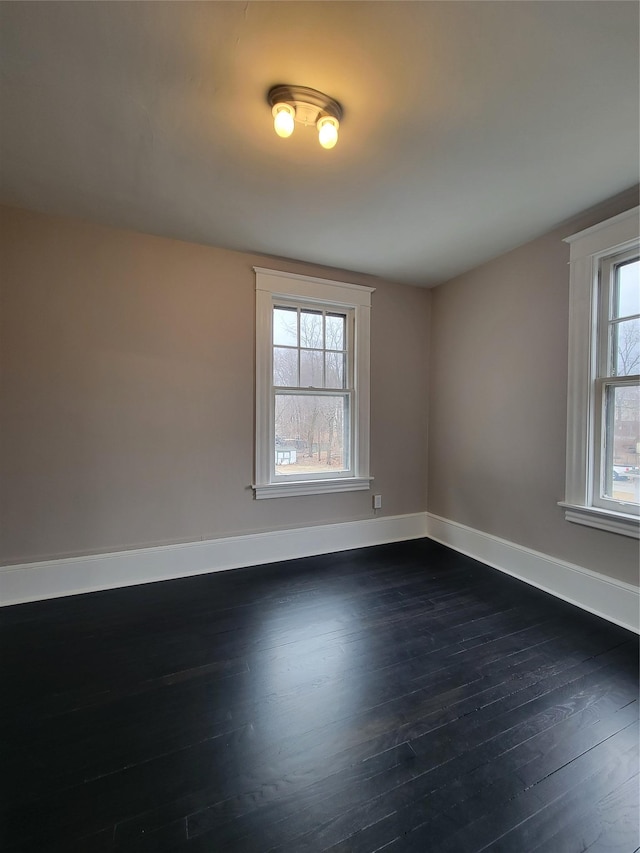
[{"x1": 0, "y1": 1, "x2": 638, "y2": 287}]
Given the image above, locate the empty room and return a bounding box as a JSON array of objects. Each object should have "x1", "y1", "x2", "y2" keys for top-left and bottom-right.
[{"x1": 1, "y1": 2, "x2": 639, "y2": 852}]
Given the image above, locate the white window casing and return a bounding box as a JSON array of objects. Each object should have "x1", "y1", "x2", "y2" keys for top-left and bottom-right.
[
  {"x1": 560, "y1": 206, "x2": 640, "y2": 538},
  {"x1": 253, "y1": 267, "x2": 374, "y2": 499}
]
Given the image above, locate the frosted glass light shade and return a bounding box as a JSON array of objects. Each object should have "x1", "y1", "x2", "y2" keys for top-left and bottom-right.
[
  {"x1": 273, "y1": 104, "x2": 295, "y2": 138},
  {"x1": 317, "y1": 116, "x2": 339, "y2": 150}
]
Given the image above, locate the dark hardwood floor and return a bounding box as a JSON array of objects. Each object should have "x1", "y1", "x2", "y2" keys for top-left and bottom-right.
[{"x1": 1, "y1": 538, "x2": 638, "y2": 852}]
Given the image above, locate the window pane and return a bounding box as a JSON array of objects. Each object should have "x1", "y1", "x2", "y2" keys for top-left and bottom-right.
[
  {"x1": 273, "y1": 347, "x2": 298, "y2": 386},
  {"x1": 615, "y1": 260, "x2": 640, "y2": 319},
  {"x1": 326, "y1": 313, "x2": 345, "y2": 350},
  {"x1": 325, "y1": 352, "x2": 345, "y2": 388},
  {"x1": 273, "y1": 307, "x2": 298, "y2": 346},
  {"x1": 603, "y1": 385, "x2": 639, "y2": 505},
  {"x1": 275, "y1": 394, "x2": 349, "y2": 475},
  {"x1": 300, "y1": 350, "x2": 323, "y2": 387},
  {"x1": 300, "y1": 310, "x2": 323, "y2": 348},
  {"x1": 613, "y1": 318, "x2": 640, "y2": 376}
]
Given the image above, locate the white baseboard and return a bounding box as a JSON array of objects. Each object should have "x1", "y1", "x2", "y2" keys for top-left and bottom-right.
[
  {"x1": 426, "y1": 512, "x2": 640, "y2": 634},
  {"x1": 3, "y1": 512, "x2": 638, "y2": 634},
  {"x1": 0, "y1": 513, "x2": 428, "y2": 607}
]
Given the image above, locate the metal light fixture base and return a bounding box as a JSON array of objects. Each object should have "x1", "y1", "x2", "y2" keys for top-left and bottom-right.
[{"x1": 267, "y1": 85, "x2": 343, "y2": 127}]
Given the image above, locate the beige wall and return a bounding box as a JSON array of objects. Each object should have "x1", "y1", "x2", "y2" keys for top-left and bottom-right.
[
  {"x1": 428, "y1": 188, "x2": 640, "y2": 587},
  {"x1": 0, "y1": 205, "x2": 430, "y2": 565},
  {"x1": 4, "y1": 193, "x2": 638, "y2": 586}
]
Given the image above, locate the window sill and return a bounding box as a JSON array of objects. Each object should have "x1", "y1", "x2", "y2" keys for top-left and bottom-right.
[
  {"x1": 253, "y1": 477, "x2": 372, "y2": 500},
  {"x1": 558, "y1": 502, "x2": 640, "y2": 539}
]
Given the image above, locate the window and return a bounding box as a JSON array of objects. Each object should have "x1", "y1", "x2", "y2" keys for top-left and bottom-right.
[
  {"x1": 595, "y1": 250, "x2": 639, "y2": 512},
  {"x1": 253, "y1": 267, "x2": 373, "y2": 498},
  {"x1": 561, "y1": 207, "x2": 640, "y2": 538}
]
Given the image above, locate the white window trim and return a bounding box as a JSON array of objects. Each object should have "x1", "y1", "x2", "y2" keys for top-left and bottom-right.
[
  {"x1": 560, "y1": 206, "x2": 640, "y2": 538},
  {"x1": 253, "y1": 267, "x2": 374, "y2": 499}
]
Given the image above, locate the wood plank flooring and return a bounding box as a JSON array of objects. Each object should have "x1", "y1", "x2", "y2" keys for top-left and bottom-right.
[{"x1": 1, "y1": 538, "x2": 638, "y2": 852}]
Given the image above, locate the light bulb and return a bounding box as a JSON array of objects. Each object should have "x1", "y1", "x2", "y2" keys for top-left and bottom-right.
[
  {"x1": 272, "y1": 104, "x2": 295, "y2": 138},
  {"x1": 317, "y1": 116, "x2": 339, "y2": 149}
]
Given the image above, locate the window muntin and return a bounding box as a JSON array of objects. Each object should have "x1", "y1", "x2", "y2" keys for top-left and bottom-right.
[
  {"x1": 609, "y1": 258, "x2": 640, "y2": 377},
  {"x1": 273, "y1": 305, "x2": 348, "y2": 391},
  {"x1": 254, "y1": 268, "x2": 373, "y2": 499}
]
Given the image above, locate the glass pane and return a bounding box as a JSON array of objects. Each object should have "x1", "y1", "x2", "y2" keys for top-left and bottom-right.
[
  {"x1": 273, "y1": 307, "x2": 298, "y2": 347},
  {"x1": 300, "y1": 350, "x2": 323, "y2": 387},
  {"x1": 300, "y1": 310, "x2": 323, "y2": 349},
  {"x1": 615, "y1": 260, "x2": 640, "y2": 319},
  {"x1": 613, "y1": 318, "x2": 640, "y2": 376},
  {"x1": 602, "y1": 385, "x2": 639, "y2": 505},
  {"x1": 273, "y1": 347, "x2": 298, "y2": 386},
  {"x1": 325, "y1": 352, "x2": 345, "y2": 388},
  {"x1": 325, "y1": 313, "x2": 345, "y2": 351},
  {"x1": 275, "y1": 394, "x2": 349, "y2": 475}
]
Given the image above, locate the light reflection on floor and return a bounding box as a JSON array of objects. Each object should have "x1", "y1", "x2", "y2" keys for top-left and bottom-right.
[{"x1": 248, "y1": 592, "x2": 363, "y2": 744}]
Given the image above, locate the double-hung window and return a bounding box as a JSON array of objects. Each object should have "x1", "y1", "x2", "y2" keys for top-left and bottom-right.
[
  {"x1": 562, "y1": 207, "x2": 640, "y2": 537},
  {"x1": 254, "y1": 267, "x2": 373, "y2": 499}
]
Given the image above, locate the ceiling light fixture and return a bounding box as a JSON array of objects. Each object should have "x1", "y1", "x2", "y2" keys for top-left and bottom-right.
[{"x1": 268, "y1": 85, "x2": 343, "y2": 150}]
